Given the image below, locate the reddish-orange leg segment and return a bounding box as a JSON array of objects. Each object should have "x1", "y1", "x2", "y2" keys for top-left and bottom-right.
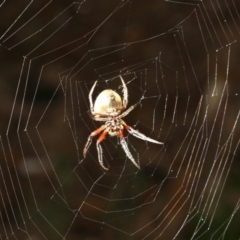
[
  {"x1": 83, "y1": 125, "x2": 106, "y2": 158},
  {"x1": 119, "y1": 129, "x2": 124, "y2": 139},
  {"x1": 97, "y1": 130, "x2": 108, "y2": 144}
]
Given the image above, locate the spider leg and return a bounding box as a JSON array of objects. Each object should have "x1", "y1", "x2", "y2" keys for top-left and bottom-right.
[
  {"x1": 83, "y1": 125, "x2": 106, "y2": 157},
  {"x1": 119, "y1": 75, "x2": 128, "y2": 109},
  {"x1": 83, "y1": 135, "x2": 93, "y2": 158},
  {"x1": 96, "y1": 130, "x2": 109, "y2": 170},
  {"x1": 119, "y1": 130, "x2": 140, "y2": 169},
  {"x1": 89, "y1": 81, "x2": 97, "y2": 114},
  {"x1": 124, "y1": 124, "x2": 164, "y2": 145},
  {"x1": 118, "y1": 102, "x2": 140, "y2": 119}
]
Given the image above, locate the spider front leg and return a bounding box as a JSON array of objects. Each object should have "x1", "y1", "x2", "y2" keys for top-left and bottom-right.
[
  {"x1": 119, "y1": 130, "x2": 140, "y2": 169},
  {"x1": 96, "y1": 130, "x2": 109, "y2": 171}
]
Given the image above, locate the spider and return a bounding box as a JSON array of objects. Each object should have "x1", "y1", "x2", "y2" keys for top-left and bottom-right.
[{"x1": 83, "y1": 75, "x2": 163, "y2": 170}]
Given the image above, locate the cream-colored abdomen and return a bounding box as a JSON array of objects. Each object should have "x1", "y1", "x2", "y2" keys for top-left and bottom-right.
[{"x1": 93, "y1": 89, "x2": 122, "y2": 116}]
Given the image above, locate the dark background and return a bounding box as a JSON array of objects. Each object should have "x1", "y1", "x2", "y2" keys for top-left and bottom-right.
[{"x1": 0, "y1": 0, "x2": 240, "y2": 239}]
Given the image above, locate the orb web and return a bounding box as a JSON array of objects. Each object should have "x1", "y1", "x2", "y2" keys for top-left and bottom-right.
[{"x1": 0, "y1": 0, "x2": 240, "y2": 239}]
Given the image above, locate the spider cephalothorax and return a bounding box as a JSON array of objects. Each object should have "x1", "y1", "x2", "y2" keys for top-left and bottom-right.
[
  {"x1": 105, "y1": 118, "x2": 124, "y2": 136},
  {"x1": 83, "y1": 75, "x2": 163, "y2": 170}
]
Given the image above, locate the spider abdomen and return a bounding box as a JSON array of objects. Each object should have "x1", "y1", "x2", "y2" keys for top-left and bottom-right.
[{"x1": 93, "y1": 89, "x2": 122, "y2": 116}]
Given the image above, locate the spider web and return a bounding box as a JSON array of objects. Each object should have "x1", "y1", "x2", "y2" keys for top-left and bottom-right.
[{"x1": 0, "y1": 0, "x2": 240, "y2": 239}]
